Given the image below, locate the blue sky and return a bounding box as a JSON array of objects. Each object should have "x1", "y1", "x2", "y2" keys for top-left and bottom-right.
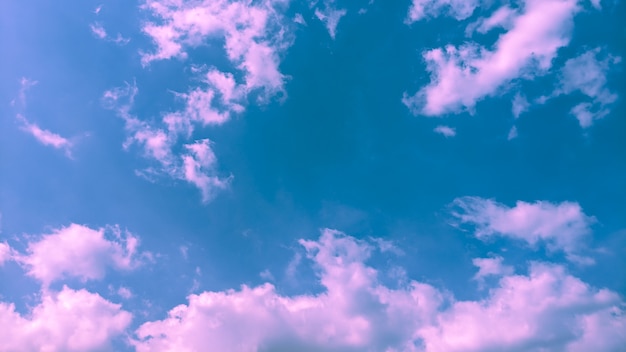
[{"x1": 1, "y1": 0, "x2": 625, "y2": 350}]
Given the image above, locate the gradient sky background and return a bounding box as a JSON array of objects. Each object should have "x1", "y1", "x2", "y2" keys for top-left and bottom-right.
[{"x1": 1, "y1": 0, "x2": 625, "y2": 351}]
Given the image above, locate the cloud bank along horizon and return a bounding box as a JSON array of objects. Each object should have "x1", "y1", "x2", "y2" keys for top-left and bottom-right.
[{"x1": 0, "y1": 0, "x2": 625, "y2": 351}]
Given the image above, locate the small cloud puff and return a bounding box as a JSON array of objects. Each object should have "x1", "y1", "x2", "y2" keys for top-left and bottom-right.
[{"x1": 434, "y1": 125, "x2": 456, "y2": 137}]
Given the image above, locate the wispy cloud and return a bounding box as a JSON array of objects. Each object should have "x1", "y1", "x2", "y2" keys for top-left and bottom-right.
[
  {"x1": 90, "y1": 22, "x2": 130, "y2": 45},
  {"x1": 16, "y1": 114, "x2": 73, "y2": 157}
]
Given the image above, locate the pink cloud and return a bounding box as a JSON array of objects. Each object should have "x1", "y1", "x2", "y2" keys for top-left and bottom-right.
[
  {"x1": 0, "y1": 286, "x2": 131, "y2": 352},
  {"x1": 132, "y1": 229, "x2": 625, "y2": 351},
  {"x1": 16, "y1": 224, "x2": 146, "y2": 286},
  {"x1": 406, "y1": 0, "x2": 480, "y2": 23},
  {"x1": 404, "y1": 0, "x2": 580, "y2": 116},
  {"x1": 452, "y1": 197, "x2": 596, "y2": 264},
  {"x1": 420, "y1": 263, "x2": 623, "y2": 351},
  {"x1": 16, "y1": 114, "x2": 73, "y2": 157}
]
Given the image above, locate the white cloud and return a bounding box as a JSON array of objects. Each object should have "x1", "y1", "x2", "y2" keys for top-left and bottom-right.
[
  {"x1": 315, "y1": 6, "x2": 347, "y2": 39},
  {"x1": 16, "y1": 114, "x2": 73, "y2": 157},
  {"x1": 131, "y1": 229, "x2": 625, "y2": 351},
  {"x1": 406, "y1": 0, "x2": 479, "y2": 22},
  {"x1": 434, "y1": 125, "x2": 456, "y2": 137},
  {"x1": 557, "y1": 48, "x2": 620, "y2": 128},
  {"x1": 0, "y1": 286, "x2": 131, "y2": 352},
  {"x1": 404, "y1": 0, "x2": 580, "y2": 116},
  {"x1": 472, "y1": 256, "x2": 514, "y2": 280},
  {"x1": 452, "y1": 197, "x2": 596, "y2": 264},
  {"x1": 15, "y1": 223, "x2": 145, "y2": 286}
]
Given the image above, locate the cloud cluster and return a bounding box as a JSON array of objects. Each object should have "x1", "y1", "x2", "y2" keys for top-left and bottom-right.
[
  {"x1": 557, "y1": 48, "x2": 620, "y2": 128},
  {"x1": 404, "y1": 0, "x2": 581, "y2": 116},
  {"x1": 103, "y1": 82, "x2": 229, "y2": 202},
  {"x1": 1, "y1": 216, "x2": 623, "y2": 351},
  {"x1": 0, "y1": 287, "x2": 132, "y2": 352},
  {"x1": 0, "y1": 223, "x2": 147, "y2": 351},
  {"x1": 103, "y1": 0, "x2": 301, "y2": 200},
  {"x1": 132, "y1": 229, "x2": 625, "y2": 351}
]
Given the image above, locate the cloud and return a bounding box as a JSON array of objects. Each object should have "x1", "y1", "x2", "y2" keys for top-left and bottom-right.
[
  {"x1": 452, "y1": 197, "x2": 596, "y2": 264},
  {"x1": 507, "y1": 125, "x2": 518, "y2": 140},
  {"x1": 103, "y1": 82, "x2": 230, "y2": 202},
  {"x1": 0, "y1": 286, "x2": 131, "y2": 352},
  {"x1": 132, "y1": 229, "x2": 442, "y2": 351},
  {"x1": 140, "y1": 0, "x2": 292, "y2": 97},
  {"x1": 557, "y1": 48, "x2": 620, "y2": 128},
  {"x1": 406, "y1": 0, "x2": 480, "y2": 23},
  {"x1": 181, "y1": 139, "x2": 230, "y2": 202},
  {"x1": 315, "y1": 5, "x2": 347, "y2": 39},
  {"x1": 15, "y1": 223, "x2": 146, "y2": 286},
  {"x1": 419, "y1": 262, "x2": 625, "y2": 352},
  {"x1": 472, "y1": 256, "x2": 514, "y2": 280},
  {"x1": 90, "y1": 22, "x2": 130, "y2": 45},
  {"x1": 434, "y1": 125, "x2": 456, "y2": 137},
  {"x1": 0, "y1": 242, "x2": 12, "y2": 266},
  {"x1": 16, "y1": 114, "x2": 74, "y2": 157},
  {"x1": 511, "y1": 93, "x2": 529, "y2": 119},
  {"x1": 404, "y1": 0, "x2": 580, "y2": 116},
  {"x1": 132, "y1": 229, "x2": 625, "y2": 351},
  {"x1": 465, "y1": 6, "x2": 515, "y2": 36},
  {"x1": 11, "y1": 77, "x2": 37, "y2": 108}
]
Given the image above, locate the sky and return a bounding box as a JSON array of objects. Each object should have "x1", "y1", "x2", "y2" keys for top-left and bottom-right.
[{"x1": 0, "y1": 0, "x2": 625, "y2": 351}]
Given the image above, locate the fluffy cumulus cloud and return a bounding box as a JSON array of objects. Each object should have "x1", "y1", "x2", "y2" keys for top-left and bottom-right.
[
  {"x1": 419, "y1": 263, "x2": 625, "y2": 352},
  {"x1": 14, "y1": 223, "x2": 145, "y2": 286},
  {"x1": 452, "y1": 197, "x2": 596, "y2": 264},
  {"x1": 0, "y1": 286, "x2": 132, "y2": 352},
  {"x1": 131, "y1": 229, "x2": 625, "y2": 351},
  {"x1": 404, "y1": 0, "x2": 580, "y2": 116}
]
